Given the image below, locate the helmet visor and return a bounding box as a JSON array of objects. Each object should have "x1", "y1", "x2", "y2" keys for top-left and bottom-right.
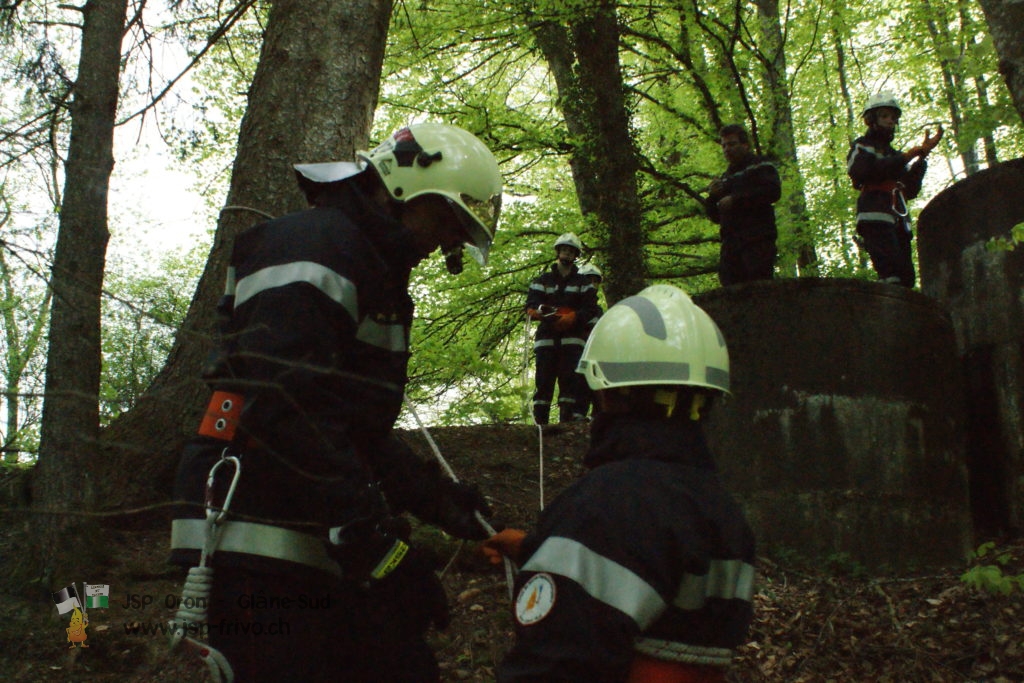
[{"x1": 447, "y1": 193, "x2": 501, "y2": 266}]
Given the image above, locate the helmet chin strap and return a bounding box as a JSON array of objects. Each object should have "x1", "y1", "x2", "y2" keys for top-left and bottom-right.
[{"x1": 444, "y1": 245, "x2": 465, "y2": 275}]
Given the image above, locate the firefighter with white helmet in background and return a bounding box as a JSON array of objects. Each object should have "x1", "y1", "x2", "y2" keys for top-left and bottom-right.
[
  {"x1": 524, "y1": 233, "x2": 601, "y2": 424},
  {"x1": 170, "y1": 122, "x2": 502, "y2": 682},
  {"x1": 486, "y1": 284, "x2": 756, "y2": 682},
  {"x1": 848, "y1": 92, "x2": 944, "y2": 287}
]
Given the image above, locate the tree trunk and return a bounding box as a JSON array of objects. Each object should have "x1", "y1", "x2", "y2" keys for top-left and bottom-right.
[
  {"x1": 99, "y1": 0, "x2": 393, "y2": 510},
  {"x1": 530, "y1": 2, "x2": 646, "y2": 304},
  {"x1": 978, "y1": 0, "x2": 1024, "y2": 123},
  {"x1": 29, "y1": 0, "x2": 128, "y2": 586},
  {"x1": 753, "y1": 0, "x2": 818, "y2": 276}
]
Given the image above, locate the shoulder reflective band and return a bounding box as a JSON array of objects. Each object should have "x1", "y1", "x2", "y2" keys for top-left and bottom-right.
[
  {"x1": 171, "y1": 519, "x2": 343, "y2": 579},
  {"x1": 522, "y1": 536, "x2": 666, "y2": 629},
  {"x1": 672, "y1": 559, "x2": 755, "y2": 610},
  {"x1": 370, "y1": 539, "x2": 410, "y2": 580},
  {"x1": 197, "y1": 391, "x2": 244, "y2": 441},
  {"x1": 633, "y1": 639, "x2": 734, "y2": 667},
  {"x1": 235, "y1": 261, "x2": 358, "y2": 321}
]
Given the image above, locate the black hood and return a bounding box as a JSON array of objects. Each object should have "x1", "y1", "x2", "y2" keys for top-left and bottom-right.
[{"x1": 585, "y1": 413, "x2": 718, "y2": 471}]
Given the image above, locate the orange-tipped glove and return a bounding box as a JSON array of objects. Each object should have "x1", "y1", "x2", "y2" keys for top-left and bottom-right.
[
  {"x1": 481, "y1": 528, "x2": 527, "y2": 565},
  {"x1": 527, "y1": 308, "x2": 543, "y2": 321},
  {"x1": 553, "y1": 310, "x2": 577, "y2": 331}
]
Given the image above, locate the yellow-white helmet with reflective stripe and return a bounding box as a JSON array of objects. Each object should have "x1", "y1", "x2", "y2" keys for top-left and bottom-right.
[
  {"x1": 364, "y1": 123, "x2": 502, "y2": 265},
  {"x1": 577, "y1": 284, "x2": 729, "y2": 393}
]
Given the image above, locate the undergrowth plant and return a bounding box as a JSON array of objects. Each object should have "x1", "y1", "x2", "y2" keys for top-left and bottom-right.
[{"x1": 961, "y1": 541, "x2": 1024, "y2": 595}]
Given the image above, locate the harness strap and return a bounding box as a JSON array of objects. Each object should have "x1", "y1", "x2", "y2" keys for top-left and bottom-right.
[
  {"x1": 171, "y1": 519, "x2": 344, "y2": 579},
  {"x1": 859, "y1": 180, "x2": 898, "y2": 192}
]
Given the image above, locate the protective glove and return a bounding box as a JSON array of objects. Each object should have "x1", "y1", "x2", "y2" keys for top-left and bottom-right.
[
  {"x1": 481, "y1": 528, "x2": 528, "y2": 564},
  {"x1": 366, "y1": 545, "x2": 450, "y2": 634},
  {"x1": 433, "y1": 479, "x2": 493, "y2": 540},
  {"x1": 553, "y1": 310, "x2": 577, "y2": 332},
  {"x1": 329, "y1": 514, "x2": 413, "y2": 583},
  {"x1": 903, "y1": 145, "x2": 926, "y2": 162},
  {"x1": 527, "y1": 308, "x2": 543, "y2": 321}
]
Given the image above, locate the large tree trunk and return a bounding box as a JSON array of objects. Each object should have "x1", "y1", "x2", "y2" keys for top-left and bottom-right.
[
  {"x1": 753, "y1": 0, "x2": 818, "y2": 276},
  {"x1": 978, "y1": 0, "x2": 1024, "y2": 123},
  {"x1": 29, "y1": 0, "x2": 128, "y2": 586},
  {"x1": 98, "y1": 0, "x2": 393, "y2": 510},
  {"x1": 531, "y1": 2, "x2": 646, "y2": 304}
]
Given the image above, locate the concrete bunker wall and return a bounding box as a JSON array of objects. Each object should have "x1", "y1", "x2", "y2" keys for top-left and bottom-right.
[
  {"x1": 695, "y1": 279, "x2": 972, "y2": 572},
  {"x1": 918, "y1": 158, "x2": 1024, "y2": 535}
]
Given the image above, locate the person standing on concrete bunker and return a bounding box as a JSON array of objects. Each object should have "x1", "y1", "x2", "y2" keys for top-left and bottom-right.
[
  {"x1": 525, "y1": 233, "x2": 601, "y2": 424},
  {"x1": 705, "y1": 124, "x2": 781, "y2": 287},
  {"x1": 848, "y1": 92, "x2": 943, "y2": 287}
]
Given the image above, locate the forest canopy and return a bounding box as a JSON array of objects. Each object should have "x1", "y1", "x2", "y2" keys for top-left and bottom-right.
[{"x1": 1, "y1": 0, "x2": 1020, "y2": 460}]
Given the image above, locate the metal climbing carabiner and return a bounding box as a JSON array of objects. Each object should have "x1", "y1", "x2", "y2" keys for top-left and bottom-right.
[
  {"x1": 205, "y1": 449, "x2": 242, "y2": 524},
  {"x1": 891, "y1": 182, "x2": 909, "y2": 218}
]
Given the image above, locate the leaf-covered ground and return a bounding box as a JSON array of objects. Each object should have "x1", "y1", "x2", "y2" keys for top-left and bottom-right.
[{"x1": 1, "y1": 423, "x2": 1022, "y2": 681}]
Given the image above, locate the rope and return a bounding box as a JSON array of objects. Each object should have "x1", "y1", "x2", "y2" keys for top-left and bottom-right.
[
  {"x1": 168, "y1": 450, "x2": 240, "y2": 683},
  {"x1": 219, "y1": 205, "x2": 276, "y2": 221},
  {"x1": 522, "y1": 312, "x2": 546, "y2": 511},
  {"x1": 405, "y1": 395, "x2": 516, "y2": 601},
  {"x1": 521, "y1": 313, "x2": 534, "y2": 422}
]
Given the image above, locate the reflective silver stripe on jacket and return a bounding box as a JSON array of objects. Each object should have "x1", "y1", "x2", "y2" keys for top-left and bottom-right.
[
  {"x1": 356, "y1": 316, "x2": 408, "y2": 353},
  {"x1": 673, "y1": 559, "x2": 755, "y2": 610},
  {"x1": 847, "y1": 143, "x2": 878, "y2": 170},
  {"x1": 857, "y1": 211, "x2": 897, "y2": 224},
  {"x1": 524, "y1": 537, "x2": 755, "y2": 629},
  {"x1": 522, "y1": 536, "x2": 666, "y2": 629},
  {"x1": 171, "y1": 518, "x2": 343, "y2": 579},
  {"x1": 633, "y1": 638, "x2": 734, "y2": 667},
  {"x1": 529, "y1": 283, "x2": 586, "y2": 294},
  {"x1": 234, "y1": 261, "x2": 359, "y2": 321},
  {"x1": 533, "y1": 337, "x2": 586, "y2": 349}
]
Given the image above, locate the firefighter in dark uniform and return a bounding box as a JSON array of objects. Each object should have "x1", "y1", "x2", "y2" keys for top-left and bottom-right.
[
  {"x1": 524, "y1": 233, "x2": 601, "y2": 424},
  {"x1": 705, "y1": 124, "x2": 781, "y2": 287},
  {"x1": 169, "y1": 123, "x2": 502, "y2": 682},
  {"x1": 847, "y1": 92, "x2": 943, "y2": 287},
  {"x1": 485, "y1": 285, "x2": 756, "y2": 683}
]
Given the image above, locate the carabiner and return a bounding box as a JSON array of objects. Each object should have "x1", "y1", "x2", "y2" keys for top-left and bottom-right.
[
  {"x1": 891, "y1": 183, "x2": 909, "y2": 218},
  {"x1": 205, "y1": 448, "x2": 242, "y2": 524}
]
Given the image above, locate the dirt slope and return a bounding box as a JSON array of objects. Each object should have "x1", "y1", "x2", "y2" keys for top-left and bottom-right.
[{"x1": 2, "y1": 423, "x2": 1022, "y2": 682}]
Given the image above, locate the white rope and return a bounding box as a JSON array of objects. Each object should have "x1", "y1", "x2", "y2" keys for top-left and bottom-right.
[
  {"x1": 522, "y1": 312, "x2": 546, "y2": 511},
  {"x1": 404, "y1": 395, "x2": 516, "y2": 600},
  {"x1": 536, "y1": 424, "x2": 545, "y2": 511}
]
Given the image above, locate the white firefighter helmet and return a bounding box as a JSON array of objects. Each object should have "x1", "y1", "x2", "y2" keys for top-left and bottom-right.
[
  {"x1": 361, "y1": 123, "x2": 502, "y2": 265},
  {"x1": 862, "y1": 92, "x2": 902, "y2": 118},
  {"x1": 554, "y1": 232, "x2": 583, "y2": 253},
  {"x1": 296, "y1": 123, "x2": 502, "y2": 265},
  {"x1": 577, "y1": 284, "x2": 730, "y2": 393},
  {"x1": 578, "y1": 263, "x2": 602, "y2": 280}
]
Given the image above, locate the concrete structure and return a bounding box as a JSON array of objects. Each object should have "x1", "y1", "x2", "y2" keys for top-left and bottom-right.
[
  {"x1": 696, "y1": 278, "x2": 972, "y2": 572},
  {"x1": 918, "y1": 158, "x2": 1024, "y2": 535}
]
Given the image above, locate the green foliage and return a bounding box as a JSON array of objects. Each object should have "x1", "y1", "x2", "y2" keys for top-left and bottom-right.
[
  {"x1": 987, "y1": 222, "x2": 1024, "y2": 252},
  {"x1": 961, "y1": 542, "x2": 1024, "y2": 595},
  {"x1": 99, "y1": 246, "x2": 203, "y2": 424},
  {"x1": 7, "y1": 0, "x2": 1023, "y2": 432}
]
